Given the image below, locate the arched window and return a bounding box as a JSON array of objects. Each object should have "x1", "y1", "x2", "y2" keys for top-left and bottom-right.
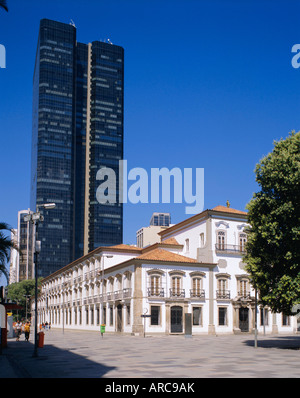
[
  {"x1": 169, "y1": 271, "x2": 185, "y2": 298},
  {"x1": 216, "y1": 273, "x2": 230, "y2": 299},
  {"x1": 236, "y1": 275, "x2": 250, "y2": 299},
  {"x1": 217, "y1": 230, "x2": 226, "y2": 250},
  {"x1": 239, "y1": 233, "x2": 247, "y2": 252},
  {"x1": 199, "y1": 233, "x2": 205, "y2": 248},
  {"x1": 147, "y1": 270, "x2": 164, "y2": 297},
  {"x1": 190, "y1": 272, "x2": 205, "y2": 298}
]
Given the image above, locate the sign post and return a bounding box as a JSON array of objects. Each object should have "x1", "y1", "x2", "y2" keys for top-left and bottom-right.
[{"x1": 141, "y1": 309, "x2": 151, "y2": 338}]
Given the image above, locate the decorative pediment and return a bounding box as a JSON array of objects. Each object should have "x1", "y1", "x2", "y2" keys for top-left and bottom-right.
[
  {"x1": 189, "y1": 271, "x2": 206, "y2": 278},
  {"x1": 169, "y1": 270, "x2": 186, "y2": 277},
  {"x1": 147, "y1": 269, "x2": 165, "y2": 276},
  {"x1": 215, "y1": 221, "x2": 229, "y2": 228}
]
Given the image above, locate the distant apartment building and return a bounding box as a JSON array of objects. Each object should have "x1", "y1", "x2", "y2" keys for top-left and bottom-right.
[
  {"x1": 136, "y1": 213, "x2": 171, "y2": 248},
  {"x1": 9, "y1": 229, "x2": 18, "y2": 284},
  {"x1": 150, "y1": 212, "x2": 171, "y2": 227},
  {"x1": 9, "y1": 210, "x2": 34, "y2": 283},
  {"x1": 31, "y1": 19, "x2": 124, "y2": 277}
]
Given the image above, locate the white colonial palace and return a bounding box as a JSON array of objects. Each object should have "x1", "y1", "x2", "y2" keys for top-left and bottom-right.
[{"x1": 36, "y1": 205, "x2": 297, "y2": 335}]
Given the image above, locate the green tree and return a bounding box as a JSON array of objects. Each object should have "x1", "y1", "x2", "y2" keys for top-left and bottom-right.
[
  {"x1": 0, "y1": 222, "x2": 19, "y2": 283},
  {"x1": 244, "y1": 131, "x2": 300, "y2": 315},
  {"x1": 7, "y1": 278, "x2": 43, "y2": 319}
]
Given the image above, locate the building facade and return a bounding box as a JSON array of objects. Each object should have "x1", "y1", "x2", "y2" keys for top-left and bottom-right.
[
  {"x1": 31, "y1": 19, "x2": 124, "y2": 277},
  {"x1": 36, "y1": 206, "x2": 297, "y2": 335}
]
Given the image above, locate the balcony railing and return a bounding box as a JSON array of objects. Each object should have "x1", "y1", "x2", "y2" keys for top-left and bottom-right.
[
  {"x1": 216, "y1": 290, "x2": 231, "y2": 299},
  {"x1": 113, "y1": 288, "x2": 132, "y2": 300},
  {"x1": 169, "y1": 288, "x2": 185, "y2": 298},
  {"x1": 190, "y1": 289, "x2": 205, "y2": 298},
  {"x1": 238, "y1": 291, "x2": 251, "y2": 299},
  {"x1": 147, "y1": 287, "x2": 165, "y2": 297},
  {"x1": 215, "y1": 244, "x2": 246, "y2": 253}
]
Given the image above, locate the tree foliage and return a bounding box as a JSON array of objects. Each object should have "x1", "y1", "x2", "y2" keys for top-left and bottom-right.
[
  {"x1": 244, "y1": 131, "x2": 300, "y2": 315},
  {"x1": 7, "y1": 278, "x2": 43, "y2": 319},
  {"x1": 0, "y1": 222, "x2": 19, "y2": 282}
]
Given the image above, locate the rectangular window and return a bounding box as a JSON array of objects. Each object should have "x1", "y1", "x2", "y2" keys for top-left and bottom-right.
[
  {"x1": 193, "y1": 307, "x2": 202, "y2": 326},
  {"x1": 282, "y1": 314, "x2": 290, "y2": 326},
  {"x1": 151, "y1": 306, "x2": 160, "y2": 326},
  {"x1": 260, "y1": 308, "x2": 269, "y2": 326},
  {"x1": 218, "y1": 307, "x2": 227, "y2": 326},
  {"x1": 91, "y1": 308, "x2": 94, "y2": 325},
  {"x1": 127, "y1": 305, "x2": 130, "y2": 325}
]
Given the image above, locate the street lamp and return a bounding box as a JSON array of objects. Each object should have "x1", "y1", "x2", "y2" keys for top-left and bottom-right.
[{"x1": 25, "y1": 202, "x2": 56, "y2": 357}]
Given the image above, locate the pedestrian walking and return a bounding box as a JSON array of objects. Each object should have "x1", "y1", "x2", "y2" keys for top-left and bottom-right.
[
  {"x1": 15, "y1": 320, "x2": 22, "y2": 341},
  {"x1": 24, "y1": 321, "x2": 30, "y2": 341},
  {"x1": 100, "y1": 324, "x2": 106, "y2": 338}
]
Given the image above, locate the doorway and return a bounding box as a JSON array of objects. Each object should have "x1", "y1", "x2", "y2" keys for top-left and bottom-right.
[
  {"x1": 170, "y1": 306, "x2": 183, "y2": 333},
  {"x1": 239, "y1": 307, "x2": 249, "y2": 332},
  {"x1": 117, "y1": 304, "x2": 122, "y2": 332}
]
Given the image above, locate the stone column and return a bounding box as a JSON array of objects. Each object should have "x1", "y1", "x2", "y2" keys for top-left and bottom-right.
[
  {"x1": 132, "y1": 264, "x2": 144, "y2": 335},
  {"x1": 165, "y1": 303, "x2": 170, "y2": 334},
  {"x1": 208, "y1": 268, "x2": 215, "y2": 334},
  {"x1": 272, "y1": 313, "x2": 278, "y2": 334},
  {"x1": 233, "y1": 304, "x2": 241, "y2": 334}
]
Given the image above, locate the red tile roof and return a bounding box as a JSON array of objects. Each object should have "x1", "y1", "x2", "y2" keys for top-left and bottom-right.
[{"x1": 137, "y1": 248, "x2": 197, "y2": 263}]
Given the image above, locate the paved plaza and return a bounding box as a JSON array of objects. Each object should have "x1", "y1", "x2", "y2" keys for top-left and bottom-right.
[{"x1": 1, "y1": 329, "x2": 300, "y2": 378}]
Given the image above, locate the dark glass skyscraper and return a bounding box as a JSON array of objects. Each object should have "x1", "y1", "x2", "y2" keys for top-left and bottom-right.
[{"x1": 31, "y1": 19, "x2": 124, "y2": 277}]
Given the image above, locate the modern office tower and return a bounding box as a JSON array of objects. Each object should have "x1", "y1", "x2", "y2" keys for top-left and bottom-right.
[
  {"x1": 9, "y1": 210, "x2": 34, "y2": 283},
  {"x1": 31, "y1": 19, "x2": 124, "y2": 277},
  {"x1": 150, "y1": 213, "x2": 171, "y2": 227}
]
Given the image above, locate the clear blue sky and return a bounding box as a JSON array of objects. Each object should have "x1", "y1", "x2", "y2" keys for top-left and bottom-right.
[{"x1": 0, "y1": 0, "x2": 299, "y2": 281}]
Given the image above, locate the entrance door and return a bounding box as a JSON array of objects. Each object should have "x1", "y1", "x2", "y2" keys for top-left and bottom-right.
[
  {"x1": 117, "y1": 304, "x2": 122, "y2": 332},
  {"x1": 171, "y1": 306, "x2": 183, "y2": 333},
  {"x1": 239, "y1": 307, "x2": 249, "y2": 332}
]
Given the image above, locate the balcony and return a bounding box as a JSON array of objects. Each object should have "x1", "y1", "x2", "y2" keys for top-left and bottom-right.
[
  {"x1": 190, "y1": 289, "x2": 205, "y2": 299},
  {"x1": 169, "y1": 288, "x2": 185, "y2": 298},
  {"x1": 216, "y1": 290, "x2": 231, "y2": 299},
  {"x1": 114, "y1": 288, "x2": 132, "y2": 300},
  {"x1": 238, "y1": 291, "x2": 251, "y2": 300},
  {"x1": 101, "y1": 288, "x2": 132, "y2": 302},
  {"x1": 147, "y1": 287, "x2": 165, "y2": 298},
  {"x1": 215, "y1": 244, "x2": 246, "y2": 254}
]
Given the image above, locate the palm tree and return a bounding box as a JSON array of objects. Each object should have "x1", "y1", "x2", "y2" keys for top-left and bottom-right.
[
  {"x1": 0, "y1": 0, "x2": 8, "y2": 12},
  {"x1": 0, "y1": 222, "x2": 17, "y2": 283}
]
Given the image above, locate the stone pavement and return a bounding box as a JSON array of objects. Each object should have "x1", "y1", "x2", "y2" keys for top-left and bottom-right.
[{"x1": 1, "y1": 329, "x2": 300, "y2": 378}]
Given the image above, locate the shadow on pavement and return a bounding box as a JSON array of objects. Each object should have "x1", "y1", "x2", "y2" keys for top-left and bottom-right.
[
  {"x1": 243, "y1": 335, "x2": 300, "y2": 350},
  {"x1": 2, "y1": 339, "x2": 116, "y2": 378}
]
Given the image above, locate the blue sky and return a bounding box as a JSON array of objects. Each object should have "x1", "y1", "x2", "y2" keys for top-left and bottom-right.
[{"x1": 0, "y1": 0, "x2": 299, "y2": 280}]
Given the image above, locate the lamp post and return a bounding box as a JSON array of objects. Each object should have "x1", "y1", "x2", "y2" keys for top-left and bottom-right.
[{"x1": 25, "y1": 203, "x2": 56, "y2": 357}]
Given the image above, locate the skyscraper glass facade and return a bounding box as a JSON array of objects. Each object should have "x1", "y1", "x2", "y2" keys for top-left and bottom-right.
[{"x1": 31, "y1": 19, "x2": 124, "y2": 277}]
